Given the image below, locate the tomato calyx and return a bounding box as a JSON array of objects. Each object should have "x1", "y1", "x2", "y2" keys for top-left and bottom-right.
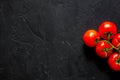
[
  {"x1": 95, "y1": 39, "x2": 100, "y2": 44},
  {"x1": 116, "y1": 57, "x2": 120, "y2": 64},
  {"x1": 107, "y1": 32, "x2": 112, "y2": 41},
  {"x1": 103, "y1": 48, "x2": 111, "y2": 52}
]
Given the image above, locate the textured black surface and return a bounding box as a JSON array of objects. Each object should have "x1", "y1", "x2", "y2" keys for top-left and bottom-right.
[{"x1": 0, "y1": 0, "x2": 120, "y2": 80}]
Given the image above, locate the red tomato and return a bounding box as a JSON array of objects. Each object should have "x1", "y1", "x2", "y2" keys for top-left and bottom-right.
[
  {"x1": 83, "y1": 30, "x2": 100, "y2": 47},
  {"x1": 98, "y1": 21, "x2": 117, "y2": 40},
  {"x1": 112, "y1": 33, "x2": 120, "y2": 47},
  {"x1": 95, "y1": 40, "x2": 112, "y2": 58},
  {"x1": 108, "y1": 53, "x2": 120, "y2": 71}
]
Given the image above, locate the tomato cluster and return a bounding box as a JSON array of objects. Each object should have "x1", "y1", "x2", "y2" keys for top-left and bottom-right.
[{"x1": 83, "y1": 21, "x2": 120, "y2": 71}]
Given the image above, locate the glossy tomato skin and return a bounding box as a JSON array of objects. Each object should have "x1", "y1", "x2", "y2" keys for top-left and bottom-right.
[
  {"x1": 108, "y1": 53, "x2": 120, "y2": 71},
  {"x1": 112, "y1": 33, "x2": 120, "y2": 47},
  {"x1": 83, "y1": 30, "x2": 100, "y2": 47},
  {"x1": 98, "y1": 21, "x2": 117, "y2": 40},
  {"x1": 95, "y1": 40, "x2": 112, "y2": 58}
]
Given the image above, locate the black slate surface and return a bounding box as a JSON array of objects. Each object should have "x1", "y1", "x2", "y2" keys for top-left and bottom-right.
[{"x1": 0, "y1": 0, "x2": 120, "y2": 80}]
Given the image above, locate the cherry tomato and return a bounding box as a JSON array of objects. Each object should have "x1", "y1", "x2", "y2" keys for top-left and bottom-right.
[
  {"x1": 108, "y1": 53, "x2": 120, "y2": 71},
  {"x1": 95, "y1": 40, "x2": 112, "y2": 58},
  {"x1": 83, "y1": 30, "x2": 100, "y2": 47},
  {"x1": 98, "y1": 21, "x2": 117, "y2": 40},
  {"x1": 112, "y1": 33, "x2": 120, "y2": 47}
]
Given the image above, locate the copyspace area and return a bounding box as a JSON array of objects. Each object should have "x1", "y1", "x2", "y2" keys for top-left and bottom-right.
[{"x1": 0, "y1": 0, "x2": 120, "y2": 80}]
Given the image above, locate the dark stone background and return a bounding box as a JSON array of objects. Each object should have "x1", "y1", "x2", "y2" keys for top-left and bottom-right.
[{"x1": 0, "y1": 0, "x2": 120, "y2": 80}]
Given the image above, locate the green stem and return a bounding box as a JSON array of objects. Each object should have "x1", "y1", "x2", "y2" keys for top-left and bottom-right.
[
  {"x1": 105, "y1": 40, "x2": 120, "y2": 53},
  {"x1": 95, "y1": 39, "x2": 100, "y2": 44},
  {"x1": 107, "y1": 32, "x2": 111, "y2": 41},
  {"x1": 117, "y1": 43, "x2": 120, "y2": 49}
]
